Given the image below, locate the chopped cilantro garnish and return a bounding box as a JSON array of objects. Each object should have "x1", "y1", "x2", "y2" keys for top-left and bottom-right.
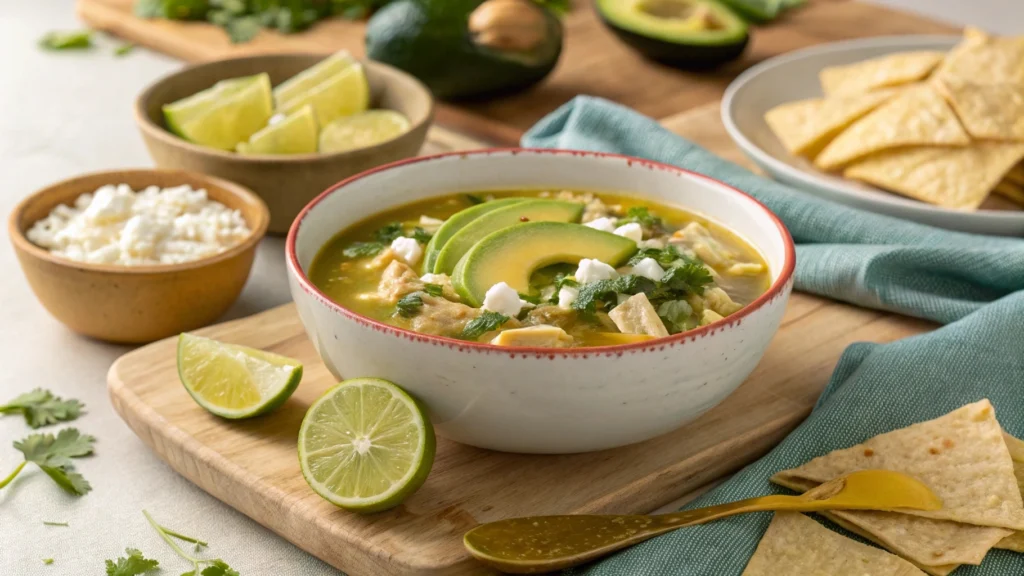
[
  {"x1": 572, "y1": 275, "x2": 656, "y2": 315},
  {"x1": 395, "y1": 294, "x2": 424, "y2": 318},
  {"x1": 627, "y1": 244, "x2": 685, "y2": 267},
  {"x1": 374, "y1": 222, "x2": 405, "y2": 243},
  {"x1": 1, "y1": 428, "x2": 95, "y2": 496},
  {"x1": 618, "y1": 207, "x2": 663, "y2": 231},
  {"x1": 657, "y1": 300, "x2": 696, "y2": 334},
  {"x1": 422, "y1": 284, "x2": 444, "y2": 297},
  {"x1": 411, "y1": 227, "x2": 432, "y2": 244},
  {"x1": 105, "y1": 548, "x2": 159, "y2": 576},
  {"x1": 658, "y1": 261, "x2": 713, "y2": 296},
  {"x1": 342, "y1": 241, "x2": 384, "y2": 259},
  {"x1": 1, "y1": 388, "x2": 84, "y2": 428},
  {"x1": 464, "y1": 194, "x2": 486, "y2": 205},
  {"x1": 462, "y1": 311, "x2": 509, "y2": 340}
]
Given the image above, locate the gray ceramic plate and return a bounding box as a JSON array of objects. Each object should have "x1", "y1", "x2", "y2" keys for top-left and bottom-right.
[{"x1": 721, "y1": 35, "x2": 1024, "y2": 236}]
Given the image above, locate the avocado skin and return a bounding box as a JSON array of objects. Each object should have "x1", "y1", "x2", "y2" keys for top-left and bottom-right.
[
  {"x1": 365, "y1": 0, "x2": 564, "y2": 100},
  {"x1": 594, "y1": 0, "x2": 750, "y2": 70}
]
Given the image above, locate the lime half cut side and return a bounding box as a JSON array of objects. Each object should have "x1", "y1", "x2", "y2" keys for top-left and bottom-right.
[
  {"x1": 177, "y1": 333, "x2": 303, "y2": 419},
  {"x1": 298, "y1": 378, "x2": 436, "y2": 513},
  {"x1": 273, "y1": 50, "x2": 356, "y2": 109},
  {"x1": 319, "y1": 110, "x2": 411, "y2": 154},
  {"x1": 169, "y1": 73, "x2": 273, "y2": 150}
]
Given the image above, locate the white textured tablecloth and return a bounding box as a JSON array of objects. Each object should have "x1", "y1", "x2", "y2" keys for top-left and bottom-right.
[{"x1": 0, "y1": 1, "x2": 1019, "y2": 574}]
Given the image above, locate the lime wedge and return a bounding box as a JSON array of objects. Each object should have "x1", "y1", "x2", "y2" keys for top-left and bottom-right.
[
  {"x1": 273, "y1": 51, "x2": 356, "y2": 109},
  {"x1": 278, "y1": 63, "x2": 369, "y2": 126},
  {"x1": 237, "y1": 105, "x2": 318, "y2": 155},
  {"x1": 177, "y1": 333, "x2": 302, "y2": 419},
  {"x1": 298, "y1": 378, "x2": 435, "y2": 513},
  {"x1": 319, "y1": 110, "x2": 411, "y2": 154},
  {"x1": 163, "y1": 75, "x2": 256, "y2": 136},
  {"x1": 167, "y1": 73, "x2": 273, "y2": 150}
]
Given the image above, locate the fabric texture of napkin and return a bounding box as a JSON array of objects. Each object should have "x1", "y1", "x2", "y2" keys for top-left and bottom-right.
[{"x1": 521, "y1": 96, "x2": 1024, "y2": 575}]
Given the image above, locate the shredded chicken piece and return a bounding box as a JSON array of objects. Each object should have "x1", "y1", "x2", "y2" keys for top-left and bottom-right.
[
  {"x1": 701, "y1": 309, "x2": 724, "y2": 326},
  {"x1": 704, "y1": 286, "x2": 743, "y2": 317},
  {"x1": 421, "y1": 272, "x2": 461, "y2": 302},
  {"x1": 726, "y1": 262, "x2": 765, "y2": 276},
  {"x1": 670, "y1": 222, "x2": 734, "y2": 268},
  {"x1": 411, "y1": 294, "x2": 484, "y2": 338},
  {"x1": 372, "y1": 260, "x2": 423, "y2": 304},
  {"x1": 367, "y1": 248, "x2": 398, "y2": 270},
  {"x1": 609, "y1": 293, "x2": 669, "y2": 338},
  {"x1": 490, "y1": 325, "x2": 573, "y2": 348},
  {"x1": 525, "y1": 305, "x2": 577, "y2": 330}
]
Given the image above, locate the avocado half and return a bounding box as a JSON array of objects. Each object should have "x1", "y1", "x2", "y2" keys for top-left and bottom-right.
[
  {"x1": 594, "y1": 0, "x2": 749, "y2": 69},
  {"x1": 366, "y1": 0, "x2": 564, "y2": 100}
]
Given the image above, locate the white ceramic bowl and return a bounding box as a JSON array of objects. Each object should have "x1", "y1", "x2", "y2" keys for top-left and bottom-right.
[
  {"x1": 286, "y1": 149, "x2": 795, "y2": 454},
  {"x1": 722, "y1": 35, "x2": 1024, "y2": 236}
]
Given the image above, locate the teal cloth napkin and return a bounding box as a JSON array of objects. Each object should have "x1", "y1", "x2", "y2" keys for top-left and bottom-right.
[{"x1": 520, "y1": 96, "x2": 1024, "y2": 575}]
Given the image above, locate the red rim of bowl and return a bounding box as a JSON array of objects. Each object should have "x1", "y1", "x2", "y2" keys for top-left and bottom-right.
[{"x1": 286, "y1": 148, "x2": 796, "y2": 356}]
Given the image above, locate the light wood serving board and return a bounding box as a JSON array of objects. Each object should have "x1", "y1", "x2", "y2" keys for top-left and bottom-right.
[
  {"x1": 77, "y1": 0, "x2": 957, "y2": 131},
  {"x1": 109, "y1": 107, "x2": 935, "y2": 576}
]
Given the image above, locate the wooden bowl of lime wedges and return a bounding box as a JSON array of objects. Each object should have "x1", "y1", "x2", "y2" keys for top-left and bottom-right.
[{"x1": 135, "y1": 53, "x2": 434, "y2": 234}]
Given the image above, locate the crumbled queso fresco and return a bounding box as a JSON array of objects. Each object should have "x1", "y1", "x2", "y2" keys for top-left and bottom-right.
[{"x1": 27, "y1": 183, "x2": 252, "y2": 266}]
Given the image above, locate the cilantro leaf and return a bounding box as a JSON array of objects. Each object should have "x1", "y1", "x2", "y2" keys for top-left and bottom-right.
[
  {"x1": 617, "y1": 207, "x2": 663, "y2": 232},
  {"x1": 115, "y1": 43, "x2": 136, "y2": 57},
  {"x1": 1, "y1": 388, "x2": 84, "y2": 428},
  {"x1": 422, "y1": 284, "x2": 444, "y2": 297},
  {"x1": 658, "y1": 261, "x2": 713, "y2": 296},
  {"x1": 39, "y1": 30, "x2": 93, "y2": 51},
  {"x1": 572, "y1": 275, "x2": 656, "y2": 315},
  {"x1": 374, "y1": 222, "x2": 404, "y2": 243},
  {"x1": 342, "y1": 241, "x2": 385, "y2": 259},
  {"x1": 43, "y1": 558, "x2": 54, "y2": 565},
  {"x1": 464, "y1": 194, "x2": 486, "y2": 205},
  {"x1": 395, "y1": 294, "x2": 424, "y2": 318},
  {"x1": 198, "y1": 560, "x2": 240, "y2": 576},
  {"x1": 105, "y1": 548, "x2": 159, "y2": 576},
  {"x1": 411, "y1": 227, "x2": 432, "y2": 244},
  {"x1": 657, "y1": 300, "x2": 696, "y2": 334},
  {"x1": 40, "y1": 465, "x2": 92, "y2": 495},
  {"x1": 3, "y1": 428, "x2": 96, "y2": 495},
  {"x1": 461, "y1": 311, "x2": 509, "y2": 340},
  {"x1": 627, "y1": 244, "x2": 685, "y2": 268}
]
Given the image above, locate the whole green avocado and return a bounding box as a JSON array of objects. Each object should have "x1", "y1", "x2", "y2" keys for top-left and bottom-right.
[{"x1": 365, "y1": 0, "x2": 564, "y2": 100}]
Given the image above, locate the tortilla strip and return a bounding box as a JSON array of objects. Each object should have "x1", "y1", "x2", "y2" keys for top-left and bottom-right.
[
  {"x1": 765, "y1": 89, "x2": 898, "y2": 158},
  {"x1": 742, "y1": 512, "x2": 926, "y2": 576},
  {"x1": 934, "y1": 26, "x2": 1024, "y2": 86},
  {"x1": 935, "y1": 77, "x2": 1024, "y2": 142},
  {"x1": 773, "y1": 475, "x2": 1011, "y2": 569},
  {"x1": 773, "y1": 401, "x2": 1024, "y2": 529},
  {"x1": 820, "y1": 50, "x2": 945, "y2": 96},
  {"x1": 815, "y1": 85, "x2": 970, "y2": 171},
  {"x1": 844, "y1": 142, "x2": 1024, "y2": 210}
]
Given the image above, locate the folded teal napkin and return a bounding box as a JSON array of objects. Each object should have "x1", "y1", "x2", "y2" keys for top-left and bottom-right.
[
  {"x1": 521, "y1": 96, "x2": 1024, "y2": 575},
  {"x1": 523, "y1": 96, "x2": 1024, "y2": 325}
]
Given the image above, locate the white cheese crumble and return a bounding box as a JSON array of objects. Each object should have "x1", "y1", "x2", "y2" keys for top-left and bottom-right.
[
  {"x1": 630, "y1": 257, "x2": 666, "y2": 282},
  {"x1": 614, "y1": 222, "x2": 644, "y2": 243},
  {"x1": 575, "y1": 258, "x2": 619, "y2": 284},
  {"x1": 557, "y1": 285, "x2": 579, "y2": 310},
  {"x1": 482, "y1": 282, "x2": 528, "y2": 317},
  {"x1": 420, "y1": 273, "x2": 447, "y2": 284},
  {"x1": 26, "y1": 183, "x2": 251, "y2": 266},
  {"x1": 583, "y1": 217, "x2": 617, "y2": 233},
  {"x1": 390, "y1": 237, "x2": 423, "y2": 266}
]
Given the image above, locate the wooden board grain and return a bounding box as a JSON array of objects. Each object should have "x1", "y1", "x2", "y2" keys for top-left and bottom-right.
[
  {"x1": 109, "y1": 109, "x2": 935, "y2": 575},
  {"x1": 77, "y1": 0, "x2": 958, "y2": 131}
]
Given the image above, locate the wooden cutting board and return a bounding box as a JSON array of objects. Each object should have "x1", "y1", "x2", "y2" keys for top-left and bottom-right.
[
  {"x1": 77, "y1": 0, "x2": 957, "y2": 131},
  {"x1": 108, "y1": 107, "x2": 935, "y2": 576}
]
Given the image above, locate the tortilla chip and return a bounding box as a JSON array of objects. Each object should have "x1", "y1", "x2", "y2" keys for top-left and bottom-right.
[
  {"x1": 935, "y1": 77, "x2": 1024, "y2": 141},
  {"x1": 772, "y1": 401, "x2": 1024, "y2": 529},
  {"x1": 995, "y1": 433, "x2": 1024, "y2": 552},
  {"x1": 773, "y1": 474, "x2": 1012, "y2": 569},
  {"x1": 820, "y1": 50, "x2": 946, "y2": 96},
  {"x1": 742, "y1": 512, "x2": 926, "y2": 576},
  {"x1": 844, "y1": 142, "x2": 1024, "y2": 210},
  {"x1": 765, "y1": 90, "x2": 898, "y2": 158},
  {"x1": 815, "y1": 85, "x2": 970, "y2": 171},
  {"x1": 935, "y1": 27, "x2": 1024, "y2": 86}
]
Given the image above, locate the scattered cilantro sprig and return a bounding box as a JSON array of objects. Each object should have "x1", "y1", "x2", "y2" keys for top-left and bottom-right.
[
  {"x1": 617, "y1": 207, "x2": 664, "y2": 234},
  {"x1": 422, "y1": 283, "x2": 444, "y2": 297},
  {"x1": 343, "y1": 222, "x2": 429, "y2": 260},
  {"x1": 142, "y1": 510, "x2": 238, "y2": 576},
  {"x1": 105, "y1": 548, "x2": 159, "y2": 576},
  {"x1": 571, "y1": 275, "x2": 656, "y2": 315},
  {"x1": 1, "y1": 388, "x2": 84, "y2": 428},
  {"x1": 461, "y1": 311, "x2": 509, "y2": 340},
  {"x1": 411, "y1": 227, "x2": 433, "y2": 244},
  {"x1": 39, "y1": 30, "x2": 93, "y2": 51},
  {"x1": 0, "y1": 428, "x2": 95, "y2": 495},
  {"x1": 43, "y1": 520, "x2": 69, "y2": 527},
  {"x1": 395, "y1": 294, "x2": 424, "y2": 317}
]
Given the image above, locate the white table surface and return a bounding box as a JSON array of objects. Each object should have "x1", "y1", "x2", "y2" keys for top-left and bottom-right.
[{"x1": 1, "y1": 1, "x2": 1020, "y2": 574}]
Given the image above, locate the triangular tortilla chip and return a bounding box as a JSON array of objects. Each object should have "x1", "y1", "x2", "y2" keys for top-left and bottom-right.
[
  {"x1": 844, "y1": 142, "x2": 1024, "y2": 210},
  {"x1": 995, "y1": 432, "x2": 1024, "y2": 552},
  {"x1": 742, "y1": 512, "x2": 926, "y2": 576},
  {"x1": 773, "y1": 401, "x2": 1024, "y2": 529},
  {"x1": 815, "y1": 85, "x2": 970, "y2": 171},
  {"x1": 773, "y1": 475, "x2": 1011, "y2": 570},
  {"x1": 765, "y1": 89, "x2": 898, "y2": 158},
  {"x1": 935, "y1": 77, "x2": 1024, "y2": 141},
  {"x1": 820, "y1": 50, "x2": 946, "y2": 96},
  {"x1": 935, "y1": 27, "x2": 1024, "y2": 86}
]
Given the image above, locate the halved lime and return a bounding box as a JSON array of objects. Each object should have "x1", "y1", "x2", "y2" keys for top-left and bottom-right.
[
  {"x1": 177, "y1": 333, "x2": 303, "y2": 419},
  {"x1": 163, "y1": 75, "x2": 256, "y2": 136},
  {"x1": 278, "y1": 63, "x2": 369, "y2": 126},
  {"x1": 319, "y1": 110, "x2": 411, "y2": 154},
  {"x1": 298, "y1": 378, "x2": 435, "y2": 513},
  {"x1": 237, "y1": 104, "x2": 318, "y2": 155},
  {"x1": 166, "y1": 73, "x2": 273, "y2": 150},
  {"x1": 273, "y1": 51, "x2": 356, "y2": 109}
]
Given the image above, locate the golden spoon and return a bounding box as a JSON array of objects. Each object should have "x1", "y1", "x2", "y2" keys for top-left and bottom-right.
[{"x1": 463, "y1": 469, "x2": 941, "y2": 574}]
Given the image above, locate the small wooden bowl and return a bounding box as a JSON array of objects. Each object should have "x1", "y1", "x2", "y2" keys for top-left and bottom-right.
[
  {"x1": 9, "y1": 170, "x2": 270, "y2": 344},
  {"x1": 135, "y1": 55, "x2": 434, "y2": 235}
]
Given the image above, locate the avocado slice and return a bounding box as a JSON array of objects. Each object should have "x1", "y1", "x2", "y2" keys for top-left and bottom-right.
[
  {"x1": 434, "y1": 199, "x2": 584, "y2": 275},
  {"x1": 452, "y1": 222, "x2": 639, "y2": 307},
  {"x1": 423, "y1": 198, "x2": 528, "y2": 274},
  {"x1": 594, "y1": 0, "x2": 749, "y2": 69},
  {"x1": 365, "y1": 0, "x2": 563, "y2": 100}
]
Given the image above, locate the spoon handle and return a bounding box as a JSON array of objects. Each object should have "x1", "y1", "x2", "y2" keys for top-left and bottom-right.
[{"x1": 655, "y1": 494, "x2": 804, "y2": 529}]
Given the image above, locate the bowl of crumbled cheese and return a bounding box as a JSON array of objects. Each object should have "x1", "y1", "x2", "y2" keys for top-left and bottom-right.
[{"x1": 9, "y1": 169, "x2": 269, "y2": 343}]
